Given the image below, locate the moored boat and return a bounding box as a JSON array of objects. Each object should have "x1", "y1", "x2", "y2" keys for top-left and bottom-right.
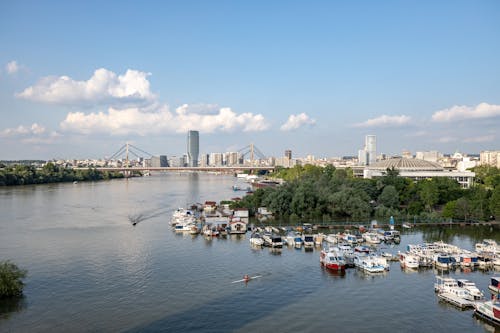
[
  {"x1": 489, "y1": 277, "x2": 500, "y2": 294},
  {"x1": 249, "y1": 233, "x2": 264, "y2": 246},
  {"x1": 320, "y1": 247, "x2": 346, "y2": 271},
  {"x1": 457, "y1": 279, "x2": 483, "y2": 300},
  {"x1": 474, "y1": 298, "x2": 500, "y2": 326}
]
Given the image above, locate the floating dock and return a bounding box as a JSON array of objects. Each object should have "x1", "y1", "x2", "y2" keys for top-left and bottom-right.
[{"x1": 437, "y1": 292, "x2": 475, "y2": 309}]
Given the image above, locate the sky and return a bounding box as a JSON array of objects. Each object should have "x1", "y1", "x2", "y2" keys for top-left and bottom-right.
[{"x1": 1, "y1": 1, "x2": 499, "y2": 160}]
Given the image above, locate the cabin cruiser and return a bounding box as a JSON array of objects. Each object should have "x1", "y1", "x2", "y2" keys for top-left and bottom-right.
[
  {"x1": 320, "y1": 247, "x2": 346, "y2": 271},
  {"x1": 354, "y1": 254, "x2": 387, "y2": 273},
  {"x1": 474, "y1": 297, "x2": 500, "y2": 326},
  {"x1": 325, "y1": 234, "x2": 339, "y2": 244},
  {"x1": 434, "y1": 276, "x2": 474, "y2": 301},
  {"x1": 457, "y1": 279, "x2": 483, "y2": 300},
  {"x1": 362, "y1": 232, "x2": 381, "y2": 244},
  {"x1": 263, "y1": 233, "x2": 283, "y2": 248},
  {"x1": 383, "y1": 230, "x2": 401, "y2": 242},
  {"x1": 249, "y1": 233, "x2": 264, "y2": 246},
  {"x1": 399, "y1": 252, "x2": 419, "y2": 269},
  {"x1": 302, "y1": 235, "x2": 315, "y2": 248},
  {"x1": 171, "y1": 208, "x2": 196, "y2": 226},
  {"x1": 489, "y1": 277, "x2": 500, "y2": 294},
  {"x1": 434, "y1": 253, "x2": 454, "y2": 269}
]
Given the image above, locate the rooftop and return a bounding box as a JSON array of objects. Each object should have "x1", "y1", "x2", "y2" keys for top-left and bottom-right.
[{"x1": 367, "y1": 158, "x2": 444, "y2": 171}]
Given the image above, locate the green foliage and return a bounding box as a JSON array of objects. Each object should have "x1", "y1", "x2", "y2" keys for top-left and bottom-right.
[
  {"x1": 0, "y1": 261, "x2": 27, "y2": 298},
  {"x1": 490, "y1": 186, "x2": 500, "y2": 218},
  {"x1": 0, "y1": 164, "x2": 124, "y2": 186},
  {"x1": 418, "y1": 180, "x2": 439, "y2": 211},
  {"x1": 377, "y1": 185, "x2": 399, "y2": 209}
]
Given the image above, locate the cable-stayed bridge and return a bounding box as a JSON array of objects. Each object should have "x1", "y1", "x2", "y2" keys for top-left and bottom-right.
[{"x1": 78, "y1": 142, "x2": 275, "y2": 172}]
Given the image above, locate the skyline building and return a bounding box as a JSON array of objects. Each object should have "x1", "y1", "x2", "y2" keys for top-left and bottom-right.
[
  {"x1": 187, "y1": 130, "x2": 199, "y2": 167},
  {"x1": 285, "y1": 150, "x2": 292, "y2": 160},
  {"x1": 365, "y1": 135, "x2": 376, "y2": 165}
]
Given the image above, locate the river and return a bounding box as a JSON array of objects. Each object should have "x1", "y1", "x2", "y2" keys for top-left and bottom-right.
[{"x1": 0, "y1": 173, "x2": 499, "y2": 332}]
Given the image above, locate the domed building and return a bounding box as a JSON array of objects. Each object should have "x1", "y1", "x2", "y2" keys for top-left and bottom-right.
[{"x1": 363, "y1": 157, "x2": 475, "y2": 188}]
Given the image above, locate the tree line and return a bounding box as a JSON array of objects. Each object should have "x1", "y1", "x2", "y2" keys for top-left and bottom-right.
[
  {"x1": 0, "y1": 163, "x2": 125, "y2": 186},
  {"x1": 232, "y1": 164, "x2": 500, "y2": 223}
]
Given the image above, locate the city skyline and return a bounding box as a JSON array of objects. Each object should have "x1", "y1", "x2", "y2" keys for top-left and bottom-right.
[{"x1": 1, "y1": 1, "x2": 499, "y2": 159}]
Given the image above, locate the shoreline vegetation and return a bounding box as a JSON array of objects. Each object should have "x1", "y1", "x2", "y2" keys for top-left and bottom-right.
[
  {"x1": 0, "y1": 162, "x2": 126, "y2": 186},
  {"x1": 232, "y1": 165, "x2": 500, "y2": 224},
  {"x1": 0, "y1": 261, "x2": 27, "y2": 299}
]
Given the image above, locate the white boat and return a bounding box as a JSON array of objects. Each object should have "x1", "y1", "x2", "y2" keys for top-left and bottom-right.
[
  {"x1": 489, "y1": 277, "x2": 500, "y2": 294},
  {"x1": 457, "y1": 279, "x2": 483, "y2": 300},
  {"x1": 434, "y1": 276, "x2": 474, "y2": 301},
  {"x1": 475, "y1": 239, "x2": 498, "y2": 253},
  {"x1": 325, "y1": 234, "x2": 339, "y2": 244},
  {"x1": 342, "y1": 233, "x2": 358, "y2": 245},
  {"x1": 399, "y1": 252, "x2": 420, "y2": 269},
  {"x1": 202, "y1": 224, "x2": 219, "y2": 237},
  {"x1": 249, "y1": 233, "x2": 264, "y2": 246},
  {"x1": 314, "y1": 233, "x2": 324, "y2": 246},
  {"x1": 474, "y1": 299, "x2": 500, "y2": 326},
  {"x1": 402, "y1": 223, "x2": 412, "y2": 229},
  {"x1": 302, "y1": 235, "x2": 314, "y2": 248},
  {"x1": 320, "y1": 247, "x2": 346, "y2": 271},
  {"x1": 434, "y1": 253, "x2": 454, "y2": 269},
  {"x1": 171, "y1": 208, "x2": 196, "y2": 226},
  {"x1": 174, "y1": 221, "x2": 196, "y2": 232},
  {"x1": 337, "y1": 244, "x2": 355, "y2": 267},
  {"x1": 354, "y1": 254, "x2": 386, "y2": 273},
  {"x1": 362, "y1": 232, "x2": 381, "y2": 244},
  {"x1": 383, "y1": 230, "x2": 401, "y2": 241},
  {"x1": 263, "y1": 233, "x2": 283, "y2": 248}
]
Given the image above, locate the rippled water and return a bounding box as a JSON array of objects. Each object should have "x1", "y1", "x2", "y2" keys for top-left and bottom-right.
[{"x1": 1, "y1": 173, "x2": 499, "y2": 332}]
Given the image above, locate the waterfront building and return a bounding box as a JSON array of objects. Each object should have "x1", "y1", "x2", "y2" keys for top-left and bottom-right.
[
  {"x1": 363, "y1": 158, "x2": 475, "y2": 188},
  {"x1": 199, "y1": 153, "x2": 209, "y2": 167},
  {"x1": 187, "y1": 130, "x2": 199, "y2": 167},
  {"x1": 480, "y1": 150, "x2": 500, "y2": 168},
  {"x1": 209, "y1": 153, "x2": 224, "y2": 166},
  {"x1": 151, "y1": 155, "x2": 168, "y2": 167},
  {"x1": 224, "y1": 152, "x2": 240, "y2": 166}
]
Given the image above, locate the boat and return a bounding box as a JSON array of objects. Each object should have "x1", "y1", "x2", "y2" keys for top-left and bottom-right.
[
  {"x1": 383, "y1": 230, "x2": 401, "y2": 241},
  {"x1": 402, "y1": 223, "x2": 412, "y2": 229},
  {"x1": 263, "y1": 233, "x2": 283, "y2": 248},
  {"x1": 362, "y1": 232, "x2": 380, "y2": 244},
  {"x1": 171, "y1": 208, "x2": 196, "y2": 226},
  {"x1": 302, "y1": 235, "x2": 314, "y2": 248},
  {"x1": 399, "y1": 252, "x2": 419, "y2": 269},
  {"x1": 354, "y1": 245, "x2": 371, "y2": 253},
  {"x1": 434, "y1": 276, "x2": 475, "y2": 301},
  {"x1": 202, "y1": 224, "x2": 219, "y2": 237},
  {"x1": 249, "y1": 233, "x2": 264, "y2": 246},
  {"x1": 325, "y1": 234, "x2": 339, "y2": 244},
  {"x1": 459, "y1": 252, "x2": 479, "y2": 267},
  {"x1": 489, "y1": 277, "x2": 500, "y2": 294},
  {"x1": 189, "y1": 224, "x2": 200, "y2": 235},
  {"x1": 354, "y1": 254, "x2": 386, "y2": 273},
  {"x1": 314, "y1": 233, "x2": 324, "y2": 246},
  {"x1": 434, "y1": 253, "x2": 454, "y2": 269},
  {"x1": 342, "y1": 233, "x2": 358, "y2": 245},
  {"x1": 474, "y1": 298, "x2": 500, "y2": 327},
  {"x1": 475, "y1": 239, "x2": 498, "y2": 253},
  {"x1": 320, "y1": 247, "x2": 346, "y2": 271},
  {"x1": 337, "y1": 244, "x2": 355, "y2": 267},
  {"x1": 457, "y1": 279, "x2": 483, "y2": 300}
]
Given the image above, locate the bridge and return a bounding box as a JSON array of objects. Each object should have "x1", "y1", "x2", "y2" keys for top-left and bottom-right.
[{"x1": 75, "y1": 166, "x2": 275, "y2": 172}]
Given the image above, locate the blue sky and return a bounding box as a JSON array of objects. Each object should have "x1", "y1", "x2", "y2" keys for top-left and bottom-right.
[{"x1": 1, "y1": 1, "x2": 499, "y2": 160}]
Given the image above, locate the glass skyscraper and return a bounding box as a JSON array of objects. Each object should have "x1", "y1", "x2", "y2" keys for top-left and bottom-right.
[
  {"x1": 365, "y1": 135, "x2": 376, "y2": 165},
  {"x1": 187, "y1": 130, "x2": 199, "y2": 167}
]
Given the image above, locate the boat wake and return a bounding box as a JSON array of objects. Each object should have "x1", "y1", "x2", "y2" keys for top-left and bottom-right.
[{"x1": 129, "y1": 206, "x2": 170, "y2": 226}]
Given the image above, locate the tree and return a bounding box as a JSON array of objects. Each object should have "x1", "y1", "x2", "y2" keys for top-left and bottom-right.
[
  {"x1": 377, "y1": 185, "x2": 399, "y2": 209},
  {"x1": 418, "y1": 180, "x2": 439, "y2": 211},
  {"x1": 490, "y1": 186, "x2": 500, "y2": 219},
  {"x1": 0, "y1": 261, "x2": 27, "y2": 298},
  {"x1": 454, "y1": 197, "x2": 470, "y2": 221}
]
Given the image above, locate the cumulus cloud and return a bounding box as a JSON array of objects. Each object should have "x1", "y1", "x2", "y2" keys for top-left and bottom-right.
[
  {"x1": 16, "y1": 68, "x2": 156, "y2": 106},
  {"x1": 0, "y1": 123, "x2": 60, "y2": 144},
  {"x1": 60, "y1": 104, "x2": 270, "y2": 135},
  {"x1": 432, "y1": 102, "x2": 500, "y2": 122},
  {"x1": 354, "y1": 115, "x2": 411, "y2": 128},
  {"x1": 280, "y1": 113, "x2": 316, "y2": 131},
  {"x1": 5, "y1": 60, "x2": 20, "y2": 74}
]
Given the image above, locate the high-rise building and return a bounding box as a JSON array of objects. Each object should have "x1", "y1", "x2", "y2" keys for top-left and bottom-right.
[
  {"x1": 187, "y1": 130, "x2": 199, "y2": 167},
  {"x1": 285, "y1": 150, "x2": 292, "y2": 160},
  {"x1": 480, "y1": 150, "x2": 500, "y2": 168},
  {"x1": 151, "y1": 155, "x2": 168, "y2": 167},
  {"x1": 358, "y1": 149, "x2": 368, "y2": 166},
  {"x1": 365, "y1": 135, "x2": 376, "y2": 165},
  {"x1": 415, "y1": 151, "x2": 441, "y2": 163}
]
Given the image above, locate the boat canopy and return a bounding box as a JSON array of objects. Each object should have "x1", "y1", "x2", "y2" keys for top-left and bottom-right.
[{"x1": 492, "y1": 277, "x2": 500, "y2": 287}]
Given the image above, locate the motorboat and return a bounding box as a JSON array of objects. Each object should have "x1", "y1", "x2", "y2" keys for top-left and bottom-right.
[
  {"x1": 489, "y1": 277, "x2": 500, "y2": 294},
  {"x1": 354, "y1": 245, "x2": 371, "y2": 253},
  {"x1": 434, "y1": 253, "x2": 454, "y2": 269},
  {"x1": 362, "y1": 232, "x2": 381, "y2": 244},
  {"x1": 342, "y1": 233, "x2": 358, "y2": 245},
  {"x1": 320, "y1": 247, "x2": 346, "y2": 271},
  {"x1": 383, "y1": 230, "x2": 400, "y2": 241},
  {"x1": 302, "y1": 235, "x2": 314, "y2": 248},
  {"x1": 434, "y1": 276, "x2": 474, "y2": 301},
  {"x1": 171, "y1": 208, "x2": 196, "y2": 226},
  {"x1": 459, "y1": 252, "x2": 479, "y2": 267},
  {"x1": 325, "y1": 234, "x2": 339, "y2": 244},
  {"x1": 263, "y1": 233, "x2": 283, "y2": 248},
  {"x1": 474, "y1": 298, "x2": 500, "y2": 326},
  {"x1": 475, "y1": 239, "x2": 498, "y2": 253},
  {"x1": 457, "y1": 279, "x2": 483, "y2": 300},
  {"x1": 249, "y1": 233, "x2": 264, "y2": 246},
  {"x1": 399, "y1": 252, "x2": 419, "y2": 269},
  {"x1": 314, "y1": 234, "x2": 324, "y2": 246},
  {"x1": 202, "y1": 224, "x2": 219, "y2": 237},
  {"x1": 354, "y1": 254, "x2": 386, "y2": 273}
]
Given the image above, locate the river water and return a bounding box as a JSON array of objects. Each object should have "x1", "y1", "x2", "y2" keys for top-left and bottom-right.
[{"x1": 0, "y1": 173, "x2": 499, "y2": 332}]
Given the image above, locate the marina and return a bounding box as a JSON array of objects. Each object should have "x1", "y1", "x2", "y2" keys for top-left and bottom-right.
[{"x1": 1, "y1": 173, "x2": 499, "y2": 332}]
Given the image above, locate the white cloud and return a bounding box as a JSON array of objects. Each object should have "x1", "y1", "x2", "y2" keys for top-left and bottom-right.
[
  {"x1": 438, "y1": 136, "x2": 456, "y2": 143},
  {"x1": 5, "y1": 60, "x2": 20, "y2": 74},
  {"x1": 280, "y1": 113, "x2": 316, "y2": 131},
  {"x1": 463, "y1": 135, "x2": 495, "y2": 143},
  {"x1": 0, "y1": 123, "x2": 60, "y2": 144},
  {"x1": 354, "y1": 114, "x2": 411, "y2": 128},
  {"x1": 60, "y1": 104, "x2": 270, "y2": 135},
  {"x1": 432, "y1": 102, "x2": 500, "y2": 122},
  {"x1": 16, "y1": 68, "x2": 156, "y2": 106}
]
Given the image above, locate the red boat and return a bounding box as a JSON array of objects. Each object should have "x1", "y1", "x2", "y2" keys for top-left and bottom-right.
[{"x1": 320, "y1": 248, "x2": 346, "y2": 271}]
